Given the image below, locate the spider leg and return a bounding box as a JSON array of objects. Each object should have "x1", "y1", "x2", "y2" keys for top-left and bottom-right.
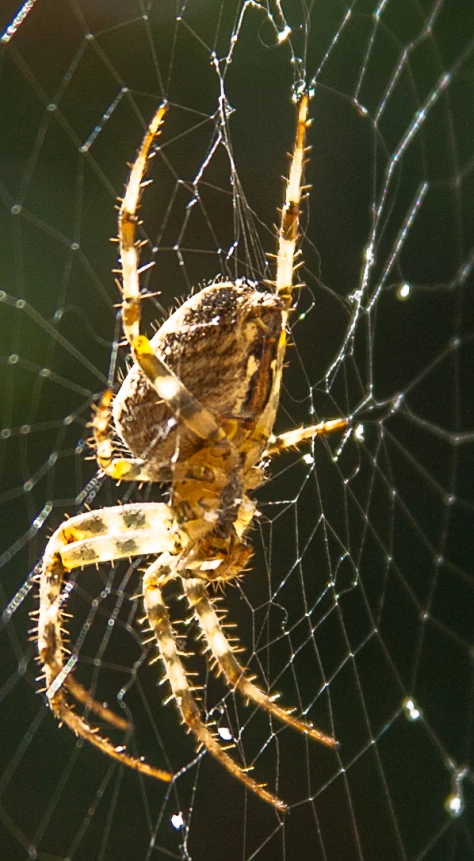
[
  {"x1": 38, "y1": 503, "x2": 176, "y2": 782},
  {"x1": 92, "y1": 390, "x2": 174, "y2": 482},
  {"x1": 254, "y1": 95, "x2": 311, "y2": 449},
  {"x1": 276, "y1": 94, "x2": 309, "y2": 307},
  {"x1": 143, "y1": 566, "x2": 288, "y2": 811},
  {"x1": 60, "y1": 672, "x2": 129, "y2": 731},
  {"x1": 183, "y1": 577, "x2": 337, "y2": 748},
  {"x1": 118, "y1": 105, "x2": 229, "y2": 447},
  {"x1": 265, "y1": 418, "x2": 349, "y2": 456},
  {"x1": 43, "y1": 660, "x2": 172, "y2": 783},
  {"x1": 119, "y1": 103, "x2": 167, "y2": 347},
  {"x1": 132, "y1": 335, "x2": 229, "y2": 444},
  {"x1": 93, "y1": 391, "x2": 231, "y2": 484},
  {"x1": 42, "y1": 503, "x2": 175, "y2": 571}
]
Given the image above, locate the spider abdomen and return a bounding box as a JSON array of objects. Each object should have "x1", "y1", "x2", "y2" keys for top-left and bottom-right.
[{"x1": 113, "y1": 281, "x2": 283, "y2": 467}]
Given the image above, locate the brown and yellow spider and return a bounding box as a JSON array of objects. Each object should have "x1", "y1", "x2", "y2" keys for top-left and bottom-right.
[{"x1": 38, "y1": 94, "x2": 346, "y2": 811}]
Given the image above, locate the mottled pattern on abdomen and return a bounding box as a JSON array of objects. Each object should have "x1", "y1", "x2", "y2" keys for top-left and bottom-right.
[{"x1": 113, "y1": 281, "x2": 283, "y2": 467}]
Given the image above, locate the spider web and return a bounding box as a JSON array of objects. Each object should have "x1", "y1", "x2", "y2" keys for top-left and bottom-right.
[{"x1": 0, "y1": 1, "x2": 473, "y2": 859}]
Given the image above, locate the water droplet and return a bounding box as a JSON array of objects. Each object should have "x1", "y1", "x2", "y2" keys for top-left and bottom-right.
[
  {"x1": 444, "y1": 792, "x2": 463, "y2": 817},
  {"x1": 396, "y1": 282, "x2": 412, "y2": 300},
  {"x1": 402, "y1": 697, "x2": 422, "y2": 721},
  {"x1": 218, "y1": 726, "x2": 233, "y2": 741},
  {"x1": 171, "y1": 812, "x2": 184, "y2": 829}
]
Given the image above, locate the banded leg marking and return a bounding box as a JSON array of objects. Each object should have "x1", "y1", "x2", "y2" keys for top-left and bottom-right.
[
  {"x1": 43, "y1": 503, "x2": 175, "y2": 571},
  {"x1": 276, "y1": 94, "x2": 309, "y2": 305},
  {"x1": 38, "y1": 503, "x2": 175, "y2": 782},
  {"x1": 116, "y1": 102, "x2": 229, "y2": 447},
  {"x1": 143, "y1": 568, "x2": 287, "y2": 811},
  {"x1": 119, "y1": 103, "x2": 168, "y2": 346},
  {"x1": 265, "y1": 418, "x2": 348, "y2": 456},
  {"x1": 132, "y1": 335, "x2": 228, "y2": 444},
  {"x1": 93, "y1": 390, "x2": 174, "y2": 482}
]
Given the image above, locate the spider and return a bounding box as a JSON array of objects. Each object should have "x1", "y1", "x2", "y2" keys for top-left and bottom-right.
[{"x1": 37, "y1": 94, "x2": 347, "y2": 811}]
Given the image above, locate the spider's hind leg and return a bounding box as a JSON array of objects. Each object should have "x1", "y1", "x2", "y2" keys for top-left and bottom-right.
[
  {"x1": 143, "y1": 565, "x2": 288, "y2": 811},
  {"x1": 38, "y1": 503, "x2": 175, "y2": 783},
  {"x1": 183, "y1": 577, "x2": 337, "y2": 748}
]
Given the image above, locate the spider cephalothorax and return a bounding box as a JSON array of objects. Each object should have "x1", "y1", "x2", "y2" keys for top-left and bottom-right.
[{"x1": 37, "y1": 95, "x2": 347, "y2": 810}]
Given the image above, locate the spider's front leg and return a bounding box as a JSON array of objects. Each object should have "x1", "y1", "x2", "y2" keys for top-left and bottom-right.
[
  {"x1": 116, "y1": 101, "x2": 229, "y2": 450},
  {"x1": 265, "y1": 417, "x2": 349, "y2": 456}
]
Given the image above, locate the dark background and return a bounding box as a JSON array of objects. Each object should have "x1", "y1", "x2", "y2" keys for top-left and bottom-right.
[{"x1": 0, "y1": 2, "x2": 473, "y2": 860}]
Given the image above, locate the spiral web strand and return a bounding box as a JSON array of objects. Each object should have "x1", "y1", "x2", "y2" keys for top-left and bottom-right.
[{"x1": 0, "y1": 2, "x2": 473, "y2": 860}]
